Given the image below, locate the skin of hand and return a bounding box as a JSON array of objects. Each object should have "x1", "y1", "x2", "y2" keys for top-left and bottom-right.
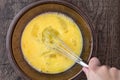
[{"x1": 82, "y1": 57, "x2": 120, "y2": 80}]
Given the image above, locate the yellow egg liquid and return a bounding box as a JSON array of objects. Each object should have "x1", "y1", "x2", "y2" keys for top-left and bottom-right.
[{"x1": 21, "y1": 12, "x2": 83, "y2": 74}]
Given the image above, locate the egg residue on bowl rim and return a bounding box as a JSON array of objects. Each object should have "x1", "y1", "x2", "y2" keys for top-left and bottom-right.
[{"x1": 21, "y1": 12, "x2": 83, "y2": 74}]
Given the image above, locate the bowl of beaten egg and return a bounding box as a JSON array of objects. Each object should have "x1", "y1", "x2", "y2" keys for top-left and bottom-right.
[{"x1": 6, "y1": 0, "x2": 93, "y2": 80}]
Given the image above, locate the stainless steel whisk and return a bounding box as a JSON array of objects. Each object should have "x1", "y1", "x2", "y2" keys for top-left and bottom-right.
[
  {"x1": 51, "y1": 37, "x2": 88, "y2": 67},
  {"x1": 42, "y1": 28, "x2": 88, "y2": 67}
]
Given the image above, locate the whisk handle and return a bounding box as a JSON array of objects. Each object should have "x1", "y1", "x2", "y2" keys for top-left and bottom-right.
[{"x1": 78, "y1": 61, "x2": 89, "y2": 67}]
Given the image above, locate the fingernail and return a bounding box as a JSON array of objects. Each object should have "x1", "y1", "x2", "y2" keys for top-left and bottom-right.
[{"x1": 82, "y1": 67, "x2": 88, "y2": 73}]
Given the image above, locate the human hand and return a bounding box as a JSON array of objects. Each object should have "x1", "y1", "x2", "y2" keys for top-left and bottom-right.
[{"x1": 82, "y1": 57, "x2": 120, "y2": 80}]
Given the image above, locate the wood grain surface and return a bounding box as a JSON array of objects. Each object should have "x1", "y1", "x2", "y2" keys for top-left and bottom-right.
[{"x1": 0, "y1": 0, "x2": 120, "y2": 80}]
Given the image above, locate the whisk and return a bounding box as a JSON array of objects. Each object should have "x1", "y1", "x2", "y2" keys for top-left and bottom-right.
[
  {"x1": 52, "y1": 37, "x2": 88, "y2": 67},
  {"x1": 42, "y1": 28, "x2": 88, "y2": 67}
]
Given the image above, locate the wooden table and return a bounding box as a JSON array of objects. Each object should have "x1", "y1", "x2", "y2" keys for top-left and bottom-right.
[{"x1": 0, "y1": 0, "x2": 120, "y2": 80}]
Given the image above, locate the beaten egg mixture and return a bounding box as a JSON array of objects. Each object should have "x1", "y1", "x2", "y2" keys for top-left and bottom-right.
[{"x1": 21, "y1": 12, "x2": 83, "y2": 74}]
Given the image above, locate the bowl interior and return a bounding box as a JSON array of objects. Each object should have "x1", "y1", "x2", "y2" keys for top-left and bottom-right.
[{"x1": 9, "y1": 1, "x2": 93, "y2": 80}]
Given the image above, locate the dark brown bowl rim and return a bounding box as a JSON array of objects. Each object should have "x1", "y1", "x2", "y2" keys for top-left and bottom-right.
[{"x1": 6, "y1": 0, "x2": 94, "y2": 79}]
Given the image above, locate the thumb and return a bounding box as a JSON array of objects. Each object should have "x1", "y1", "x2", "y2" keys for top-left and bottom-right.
[{"x1": 89, "y1": 57, "x2": 101, "y2": 70}]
